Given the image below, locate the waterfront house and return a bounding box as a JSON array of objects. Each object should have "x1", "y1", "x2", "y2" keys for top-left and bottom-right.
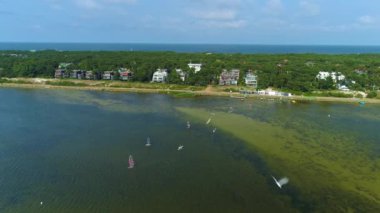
[
  {"x1": 54, "y1": 69, "x2": 66, "y2": 79},
  {"x1": 102, "y1": 71, "x2": 114, "y2": 80},
  {"x1": 316, "y1": 71, "x2": 345, "y2": 83},
  {"x1": 245, "y1": 71, "x2": 258, "y2": 88},
  {"x1": 119, "y1": 68, "x2": 133, "y2": 81},
  {"x1": 219, "y1": 69, "x2": 240, "y2": 86},
  {"x1": 176, "y1": 69, "x2": 186, "y2": 81},
  {"x1": 188, "y1": 63, "x2": 202, "y2": 73},
  {"x1": 85, "y1": 71, "x2": 95, "y2": 80},
  {"x1": 70, "y1": 70, "x2": 85, "y2": 79},
  {"x1": 152, "y1": 69, "x2": 168, "y2": 83}
]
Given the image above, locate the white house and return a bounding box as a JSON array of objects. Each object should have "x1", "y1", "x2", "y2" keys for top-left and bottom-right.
[
  {"x1": 245, "y1": 72, "x2": 258, "y2": 88},
  {"x1": 188, "y1": 63, "x2": 202, "y2": 73},
  {"x1": 152, "y1": 69, "x2": 168, "y2": 83},
  {"x1": 176, "y1": 69, "x2": 186, "y2": 81},
  {"x1": 316, "y1": 71, "x2": 345, "y2": 83},
  {"x1": 102, "y1": 71, "x2": 114, "y2": 80}
]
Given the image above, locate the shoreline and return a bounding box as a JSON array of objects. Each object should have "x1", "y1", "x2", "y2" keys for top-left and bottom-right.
[{"x1": 1, "y1": 79, "x2": 379, "y2": 104}]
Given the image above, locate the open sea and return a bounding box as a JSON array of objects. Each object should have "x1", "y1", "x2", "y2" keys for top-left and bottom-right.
[{"x1": 1, "y1": 43, "x2": 380, "y2": 54}]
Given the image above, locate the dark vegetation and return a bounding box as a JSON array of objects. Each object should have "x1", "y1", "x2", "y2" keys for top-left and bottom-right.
[{"x1": 1, "y1": 51, "x2": 379, "y2": 93}]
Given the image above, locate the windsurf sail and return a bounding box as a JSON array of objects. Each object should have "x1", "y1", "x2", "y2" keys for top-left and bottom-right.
[{"x1": 128, "y1": 155, "x2": 135, "y2": 169}]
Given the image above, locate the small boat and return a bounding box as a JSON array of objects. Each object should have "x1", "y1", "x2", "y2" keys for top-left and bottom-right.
[
  {"x1": 359, "y1": 101, "x2": 366, "y2": 106},
  {"x1": 145, "y1": 137, "x2": 151, "y2": 147},
  {"x1": 212, "y1": 128, "x2": 216, "y2": 133},
  {"x1": 178, "y1": 145, "x2": 184, "y2": 151},
  {"x1": 187, "y1": 121, "x2": 191, "y2": 129},
  {"x1": 128, "y1": 155, "x2": 135, "y2": 169}
]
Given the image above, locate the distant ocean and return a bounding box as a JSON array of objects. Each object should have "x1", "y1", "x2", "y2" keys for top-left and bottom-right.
[{"x1": 1, "y1": 43, "x2": 380, "y2": 54}]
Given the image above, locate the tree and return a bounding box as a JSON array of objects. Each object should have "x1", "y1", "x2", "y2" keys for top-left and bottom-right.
[
  {"x1": 168, "y1": 70, "x2": 182, "y2": 84},
  {"x1": 318, "y1": 76, "x2": 334, "y2": 90}
]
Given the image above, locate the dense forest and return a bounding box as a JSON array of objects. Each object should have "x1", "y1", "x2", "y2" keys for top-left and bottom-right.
[{"x1": 0, "y1": 50, "x2": 380, "y2": 93}]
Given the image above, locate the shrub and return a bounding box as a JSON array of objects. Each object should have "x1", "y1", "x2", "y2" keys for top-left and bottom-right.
[
  {"x1": 367, "y1": 91, "x2": 378, "y2": 99},
  {"x1": 0, "y1": 78, "x2": 10, "y2": 83},
  {"x1": 354, "y1": 93, "x2": 363, "y2": 99}
]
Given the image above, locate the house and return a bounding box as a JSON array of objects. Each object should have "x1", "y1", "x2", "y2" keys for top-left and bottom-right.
[
  {"x1": 118, "y1": 68, "x2": 133, "y2": 81},
  {"x1": 316, "y1": 71, "x2": 345, "y2": 83},
  {"x1": 54, "y1": 69, "x2": 66, "y2": 79},
  {"x1": 219, "y1": 69, "x2": 240, "y2": 86},
  {"x1": 245, "y1": 71, "x2": 258, "y2": 88},
  {"x1": 70, "y1": 70, "x2": 85, "y2": 79},
  {"x1": 85, "y1": 71, "x2": 95, "y2": 80},
  {"x1": 102, "y1": 71, "x2": 114, "y2": 80},
  {"x1": 176, "y1": 69, "x2": 186, "y2": 81},
  {"x1": 188, "y1": 63, "x2": 202, "y2": 73},
  {"x1": 152, "y1": 69, "x2": 168, "y2": 83}
]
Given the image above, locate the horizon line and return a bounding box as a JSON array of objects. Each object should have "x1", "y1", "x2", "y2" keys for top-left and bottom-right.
[{"x1": 1, "y1": 41, "x2": 380, "y2": 47}]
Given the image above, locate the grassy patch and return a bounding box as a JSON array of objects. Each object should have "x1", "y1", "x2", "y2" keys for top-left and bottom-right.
[
  {"x1": 46, "y1": 81, "x2": 87, "y2": 87},
  {"x1": 1, "y1": 79, "x2": 32, "y2": 84},
  {"x1": 110, "y1": 82, "x2": 205, "y2": 91},
  {"x1": 167, "y1": 91, "x2": 199, "y2": 98},
  {"x1": 306, "y1": 91, "x2": 353, "y2": 98}
]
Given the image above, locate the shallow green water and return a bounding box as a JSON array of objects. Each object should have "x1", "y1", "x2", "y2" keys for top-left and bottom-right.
[{"x1": 0, "y1": 88, "x2": 379, "y2": 212}]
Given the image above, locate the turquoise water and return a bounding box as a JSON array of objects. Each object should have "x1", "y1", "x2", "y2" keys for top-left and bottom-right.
[
  {"x1": 0, "y1": 88, "x2": 379, "y2": 212},
  {"x1": 1, "y1": 42, "x2": 380, "y2": 54}
]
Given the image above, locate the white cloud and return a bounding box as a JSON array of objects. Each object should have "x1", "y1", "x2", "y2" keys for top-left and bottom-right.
[
  {"x1": 299, "y1": 0, "x2": 320, "y2": 17},
  {"x1": 45, "y1": 0, "x2": 63, "y2": 10},
  {"x1": 104, "y1": 0, "x2": 136, "y2": 3},
  {"x1": 264, "y1": 0, "x2": 284, "y2": 15},
  {"x1": 358, "y1": 15, "x2": 375, "y2": 25},
  {"x1": 75, "y1": 0, "x2": 101, "y2": 10},
  {"x1": 253, "y1": 18, "x2": 287, "y2": 29},
  {"x1": 29, "y1": 24, "x2": 44, "y2": 31},
  {"x1": 192, "y1": 0, "x2": 241, "y2": 7},
  {"x1": 187, "y1": 0, "x2": 247, "y2": 29},
  {"x1": 189, "y1": 9, "x2": 236, "y2": 21},
  {"x1": 203, "y1": 19, "x2": 247, "y2": 29},
  {"x1": 72, "y1": 0, "x2": 136, "y2": 10}
]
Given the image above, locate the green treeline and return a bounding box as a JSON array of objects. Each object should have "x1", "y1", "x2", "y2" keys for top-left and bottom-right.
[{"x1": 0, "y1": 50, "x2": 379, "y2": 92}]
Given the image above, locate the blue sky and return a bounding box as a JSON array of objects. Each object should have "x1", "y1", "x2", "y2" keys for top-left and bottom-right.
[{"x1": 0, "y1": 0, "x2": 379, "y2": 45}]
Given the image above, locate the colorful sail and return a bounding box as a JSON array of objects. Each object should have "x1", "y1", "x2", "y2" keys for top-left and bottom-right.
[{"x1": 128, "y1": 155, "x2": 134, "y2": 169}]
